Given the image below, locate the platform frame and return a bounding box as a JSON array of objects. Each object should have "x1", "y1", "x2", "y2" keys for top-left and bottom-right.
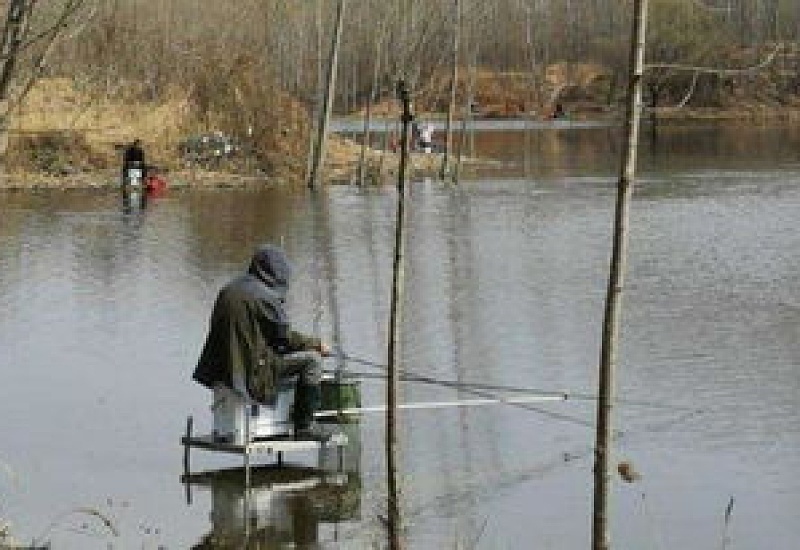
[{"x1": 181, "y1": 416, "x2": 347, "y2": 487}]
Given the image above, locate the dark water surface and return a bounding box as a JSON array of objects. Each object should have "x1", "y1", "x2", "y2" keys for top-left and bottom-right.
[{"x1": 1, "y1": 122, "x2": 799, "y2": 548}]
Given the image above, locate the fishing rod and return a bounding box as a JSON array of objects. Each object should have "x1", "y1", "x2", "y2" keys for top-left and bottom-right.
[
  {"x1": 329, "y1": 350, "x2": 599, "y2": 429},
  {"x1": 315, "y1": 392, "x2": 568, "y2": 418},
  {"x1": 329, "y1": 351, "x2": 701, "y2": 414},
  {"x1": 339, "y1": 369, "x2": 570, "y2": 397}
]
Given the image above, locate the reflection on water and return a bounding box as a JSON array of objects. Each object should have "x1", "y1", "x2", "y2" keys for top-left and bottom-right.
[
  {"x1": 185, "y1": 425, "x2": 362, "y2": 549},
  {"x1": 464, "y1": 120, "x2": 800, "y2": 180},
  {"x1": 0, "y1": 122, "x2": 799, "y2": 549},
  {"x1": 189, "y1": 467, "x2": 361, "y2": 549},
  {"x1": 121, "y1": 184, "x2": 147, "y2": 213}
]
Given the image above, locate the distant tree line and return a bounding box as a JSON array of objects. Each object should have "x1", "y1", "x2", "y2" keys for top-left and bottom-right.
[
  {"x1": 4, "y1": 0, "x2": 800, "y2": 162},
  {"x1": 33, "y1": 1, "x2": 794, "y2": 105}
]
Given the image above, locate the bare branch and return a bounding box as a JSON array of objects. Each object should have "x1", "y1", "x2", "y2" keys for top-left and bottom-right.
[
  {"x1": 687, "y1": 0, "x2": 732, "y2": 13},
  {"x1": 646, "y1": 43, "x2": 783, "y2": 75},
  {"x1": 646, "y1": 71, "x2": 700, "y2": 112},
  {"x1": 0, "y1": 0, "x2": 88, "y2": 61},
  {"x1": 4, "y1": 0, "x2": 90, "y2": 113},
  {"x1": 671, "y1": 71, "x2": 700, "y2": 108},
  {"x1": 0, "y1": 0, "x2": 34, "y2": 100}
]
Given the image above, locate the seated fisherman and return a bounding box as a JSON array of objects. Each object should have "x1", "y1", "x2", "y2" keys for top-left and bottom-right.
[{"x1": 193, "y1": 244, "x2": 332, "y2": 440}]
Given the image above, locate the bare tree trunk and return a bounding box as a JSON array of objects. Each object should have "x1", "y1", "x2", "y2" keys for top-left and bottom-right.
[
  {"x1": 358, "y1": 22, "x2": 387, "y2": 186},
  {"x1": 308, "y1": 0, "x2": 346, "y2": 189},
  {"x1": 454, "y1": 39, "x2": 475, "y2": 184},
  {"x1": 0, "y1": 0, "x2": 30, "y2": 158},
  {"x1": 386, "y1": 79, "x2": 411, "y2": 550},
  {"x1": 0, "y1": 0, "x2": 31, "y2": 100},
  {"x1": 439, "y1": 0, "x2": 461, "y2": 180},
  {"x1": 0, "y1": 0, "x2": 86, "y2": 160},
  {"x1": 592, "y1": 1, "x2": 649, "y2": 550},
  {"x1": 305, "y1": 0, "x2": 324, "y2": 184},
  {"x1": 453, "y1": 79, "x2": 468, "y2": 183},
  {"x1": 356, "y1": 79, "x2": 374, "y2": 186}
]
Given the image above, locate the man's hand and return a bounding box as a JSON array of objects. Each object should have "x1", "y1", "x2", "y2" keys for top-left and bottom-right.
[{"x1": 318, "y1": 342, "x2": 332, "y2": 357}]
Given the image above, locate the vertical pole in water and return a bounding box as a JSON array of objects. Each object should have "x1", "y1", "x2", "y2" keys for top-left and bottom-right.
[
  {"x1": 183, "y1": 416, "x2": 193, "y2": 505},
  {"x1": 183, "y1": 416, "x2": 193, "y2": 475},
  {"x1": 592, "y1": 1, "x2": 649, "y2": 550},
  {"x1": 386, "y1": 79, "x2": 412, "y2": 550}
]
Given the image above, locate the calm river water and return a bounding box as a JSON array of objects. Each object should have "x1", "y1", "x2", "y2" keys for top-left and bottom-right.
[{"x1": 1, "y1": 121, "x2": 799, "y2": 549}]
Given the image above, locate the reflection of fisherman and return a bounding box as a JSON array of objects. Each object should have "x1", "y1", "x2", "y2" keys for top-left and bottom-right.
[
  {"x1": 122, "y1": 139, "x2": 146, "y2": 185},
  {"x1": 193, "y1": 244, "x2": 333, "y2": 441},
  {"x1": 121, "y1": 182, "x2": 146, "y2": 213},
  {"x1": 188, "y1": 465, "x2": 361, "y2": 549}
]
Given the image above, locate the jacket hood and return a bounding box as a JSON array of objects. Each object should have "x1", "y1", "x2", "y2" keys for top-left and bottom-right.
[{"x1": 247, "y1": 244, "x2": 292, "y2": 295}]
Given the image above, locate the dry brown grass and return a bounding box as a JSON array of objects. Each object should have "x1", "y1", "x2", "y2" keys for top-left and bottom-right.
[
  {"x1": 9, "y1": 78, "x2": 193, "y2": 172},
  {"x1": 324, "y1": 134, "x2": 484, "y2": 185},
  {"x1": 354, "y1": 63, "x2": 613, "y2": 120},
  {"x1": 0, "y1": 77, "x2": 427, "y2": 189},
  {"x1": 3, "y1": 76, "x2": 315, "y2": 188},
  {"x1": 6, "y1": 58, "x2": 798, "y2": 190}
]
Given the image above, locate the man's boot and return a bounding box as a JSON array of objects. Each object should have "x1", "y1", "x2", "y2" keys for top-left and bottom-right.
[{"x1": 292, "y1": 383, "x2": 330, "y2": 442}]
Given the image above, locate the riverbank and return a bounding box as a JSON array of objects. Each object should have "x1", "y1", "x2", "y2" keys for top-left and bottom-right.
[
  {"x1": 3, "y1": 68, "x2": 800, "y2": 191},
  {"x1": 4, "y1": 106, "x2": 800, "y2": 191},
  {"x1": 0, "y1": 134, "x2": 490, "y2": 190}
]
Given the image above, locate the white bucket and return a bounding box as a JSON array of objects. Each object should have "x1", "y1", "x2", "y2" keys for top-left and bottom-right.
[{"x1": 212, "y1": 380, "x2": 296, "y2": 445}]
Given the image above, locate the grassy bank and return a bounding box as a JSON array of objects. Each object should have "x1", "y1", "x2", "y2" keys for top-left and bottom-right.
[
  {"x1": 0, "y1": 76, "x2": 481, "y2": 190},
  {"x1": 2, "y1": 70, "x2": 799, "y2": 191},
  {"x1": 1, "y1": 77, "x2": 311, "y2": 190}
]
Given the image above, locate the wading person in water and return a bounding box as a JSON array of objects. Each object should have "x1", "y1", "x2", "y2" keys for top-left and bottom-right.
[
  {"x1": 418, "y1": 123, "x2": 434, "y2": 153},
  {"x1": 193, "y1": 244, "x2": 332, "y2": 441},
  {"x1": 122, "y1": 138, "x2": 146, "y2": 184}
]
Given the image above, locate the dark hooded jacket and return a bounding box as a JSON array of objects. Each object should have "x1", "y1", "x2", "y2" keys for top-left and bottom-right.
[{"x1": 193, "y1": 245, "x2": 320, "y2": 403}]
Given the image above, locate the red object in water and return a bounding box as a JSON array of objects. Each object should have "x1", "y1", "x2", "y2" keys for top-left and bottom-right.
[{"x1": 145, "y1": 174, "x2": 168, "y2": 196}]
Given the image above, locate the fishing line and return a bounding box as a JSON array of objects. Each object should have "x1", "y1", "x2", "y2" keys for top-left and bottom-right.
[
  {"x1": 331, "y1": 351, "x2": 701, "y2": 414},
  {"x1": 337, "y1": 369, "x2": 696, "y2": 412},
  {"x1": 397, "y1": 407, "x2": 704, "y2": 527},
  {"x1": 325, "y1": 389, "x2": 705, "y2": 545}
]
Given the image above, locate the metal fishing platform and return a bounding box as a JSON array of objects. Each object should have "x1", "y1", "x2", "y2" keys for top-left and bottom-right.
[
  {"x1": 181, "y1": 376, "x2": 360, "y2": 485},
  {"x1": 181, "y1": 417, "x2": 348, "y2": 467}
]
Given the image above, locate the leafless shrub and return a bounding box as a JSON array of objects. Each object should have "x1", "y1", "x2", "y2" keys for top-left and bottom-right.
[{"x1": 5, "y1": 129, "x2": 105, "y2": 173}]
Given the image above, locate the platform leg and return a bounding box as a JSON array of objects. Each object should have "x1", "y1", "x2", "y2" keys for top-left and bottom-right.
[
  {"x1": 277, "y1": 451, "x2": 284, "y2": 466},
  {"x1": 244, "y1": 444, "x2": 251, "y2": 487},
  {"x1": 183, "y1": 416, "x2": 193, "y2": 475},
  {"x1": 243, "y1": 404, "x2": 251, "y2": 486},
  {"x1": 183, "y1": 416, "x2": 193, "y2": 505}
]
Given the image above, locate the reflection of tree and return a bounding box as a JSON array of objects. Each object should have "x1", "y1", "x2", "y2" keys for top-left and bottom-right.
[
  {"x1": 472, "y1": 127, "x2": 621, "y2": 179},
  {"x1": 184, "y1": 188, "x2": 312, "y2": 275},
  {"x1": 71, "y1": 193, "x2": 146, "y2": 291},
  {"x1": 0, "y1": 191, "x2": 150, "y2": 301},
  {"x1": 645, "y1": 0, "x2": 730, "y2": 114}
]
